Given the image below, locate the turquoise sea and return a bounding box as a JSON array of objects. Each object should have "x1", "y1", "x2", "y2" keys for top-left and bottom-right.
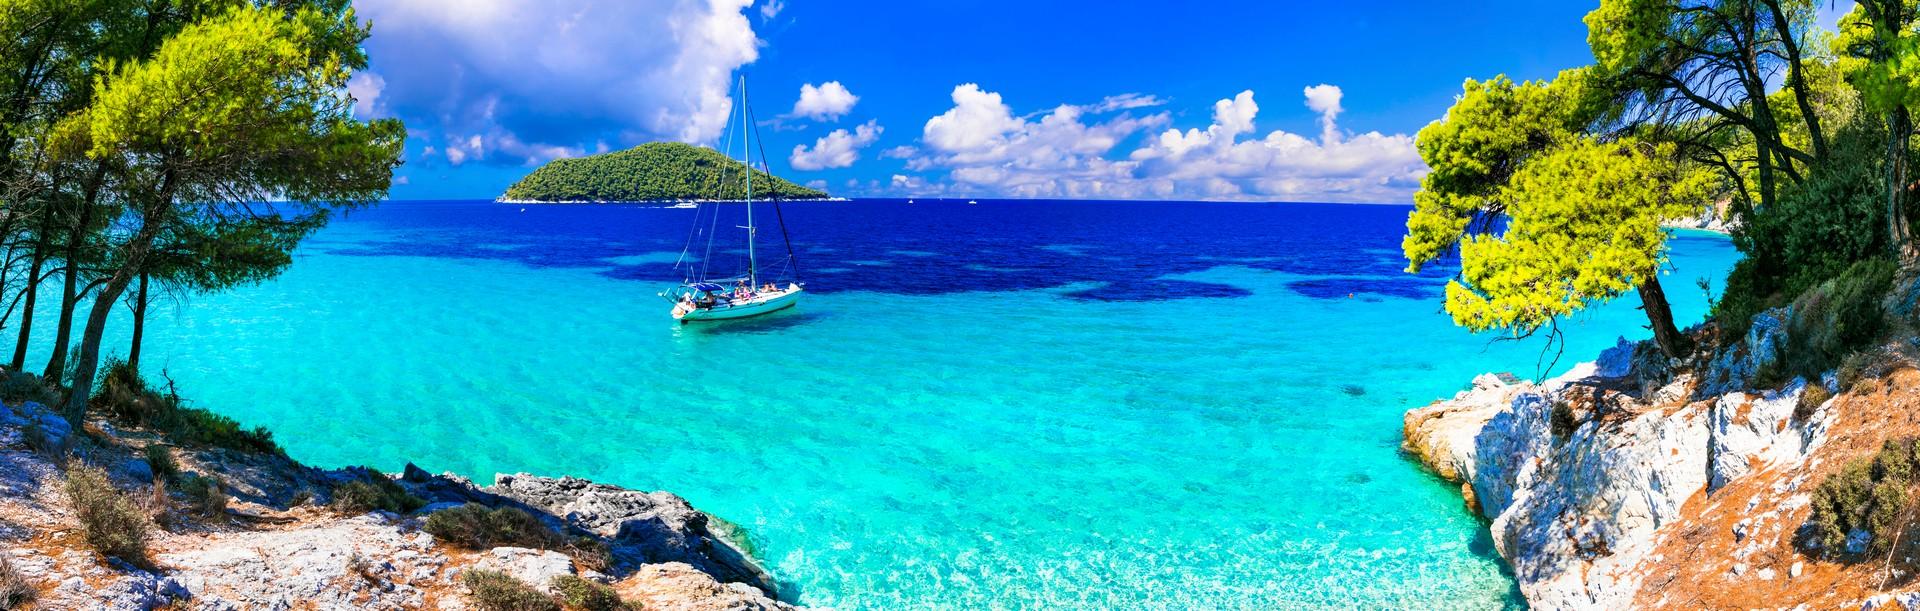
[{"x1": 46, "y1": 200, "x2": 1739, "y2": 609}]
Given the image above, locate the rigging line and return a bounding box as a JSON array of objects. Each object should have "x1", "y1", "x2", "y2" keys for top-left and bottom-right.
[
  {"x1": 681, "y1": 108, "x2": 739, "y2": 277},
  {"x1": 702, "y1": 81, "x2": 742, "y2": 282},
  {"x1": 742, "y1": 93, "x2": 800, "y2": 283}
]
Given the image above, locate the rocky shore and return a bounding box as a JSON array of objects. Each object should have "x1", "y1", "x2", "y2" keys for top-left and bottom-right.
[
  {"x1": 0, "y1": 398, "x2": 802, "y2": 610},
  {"x1": 1402, "y1": 311, "x2": 1920, "y2": 609}
]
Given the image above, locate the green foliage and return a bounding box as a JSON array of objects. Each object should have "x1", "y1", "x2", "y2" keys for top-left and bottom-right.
[
  {"x1": 0, "y1": 369, "x2": 57, "y2": 407},
  {"x1": 1808, "y1": 438, "x2": 1920, "y2": 557},
  {"x1": 1441, "y1": 138, "x2": 1706, "y2": 337},
  {"x1": 1795, "y1": 383, "x2": 1833, "y2": 423},
  {"x1": 330, "y1": 469, "x2": 425, "y2": 515},
  {"x1": 177, "y1": 473, "x2": 226, "y2": 518},
  {"x1": 1720, "y1": 118, "x2": 1892, "y2": 335},
  {"x1": 91, "y1": 358, "x2": 280, "y2": 454},
  {"x1": 1833, "y1": 1, "x2": 1920, "y2": 115},
  {"x1": 0, "y1": 554, "x2": 33, "y2": 611},
  {"x1": 143, "y1": 445, "x2": 177, "y2": 482},
  {"x1": 462, "y1": 569, "x2": 560, "y2": 611},
  {"x1": 64, "y1": 460, "x2": 149, "y2": 563},
  {"x1": 501, "y1": 142, "x2": 827, "y2": 203},
  {"x1": 1784, "y1": 258, "x2": 1896, "y2": 376},
  {"x1": 426, "y1": 503, "x2": 613, "y2": 571},
  {"x1": 1403, "y1": 69, "x2": 1602, "y2": 272},
  {"x1": 550, "y1": 574, "x2": 630, "y2": 611},
  {"x1": 1839, "y1": 350, "x2": 1874, "y2": 392},
  {"x1": 425, "y1": 503, "x2": 562, "y2": 550}
]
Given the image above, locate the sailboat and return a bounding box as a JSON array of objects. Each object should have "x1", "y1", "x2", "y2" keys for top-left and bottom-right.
[{"x1": 661, "y1": 76, "x2": 805, "y2": 323}]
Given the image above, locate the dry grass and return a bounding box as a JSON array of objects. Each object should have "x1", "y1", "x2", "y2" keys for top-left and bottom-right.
[{"x1": 64, "y1": 461, "x2": 150, "y2": 564}]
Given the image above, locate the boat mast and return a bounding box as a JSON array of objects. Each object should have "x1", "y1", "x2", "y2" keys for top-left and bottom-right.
[
  {"x1": 742, "y1": 76, "x2": 757, "y2": 289},
  {"x1": 741, "y1": 96, "x2": 800, "y2": 285}
]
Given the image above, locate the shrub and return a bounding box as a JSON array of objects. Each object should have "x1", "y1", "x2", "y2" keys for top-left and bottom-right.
[
  {"x1": 1806, "y1": 438, "x2": 1920, "y2": 557},
  {"x1": 1719, "y1": 118, "x2": 1895, "y2": 342},
  {"x1": 330, "y1": 469, "x2": 425, "y2": 515},
  {"x1": 565, "y1": 536, "x2": 613, "y2": 574},
  {"x1": 426, "y1": 503, "x2": 564, "y2": 550},
  {"x1": 550, "y1": 574, "x2": 628, "y2": 611},
  {"x1": 0, "y1": 554, "x2": 34, "y2": 610},
  {"x1": 91, "y1": 359, "x2": 281, "y2": 455},
  {"x1": 1549, "y1": 401, "x2": 1577, "y2": 441},
  {"x1": 1785, "y1": 258, "x2": 1896, "y2": 377},
  {"x1": 462, "y1": 569, "x2": 559, "y2": 611},
  {"x1": 1838, "y1": 350, "x2": 1873, "y2": 393},
  {"x1": 178, "y1": 473, "x2": 227, "y2": 518},
  {"x1": 1795, "y1": 383, "x2": 1833, "y2": 424},
  {"x1": 143, "y1": 445, "x2": 178, "y2": 482},
  {"x1": 0, "y1": 369, "x2": 57, "y2": 408},
  {"x1": 65, "y1": 461, "x2": 150, "y2": 563}
]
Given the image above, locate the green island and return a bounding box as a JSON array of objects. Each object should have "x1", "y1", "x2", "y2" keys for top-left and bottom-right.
[{"x1": 500, "y1": 142, "x2": 827, "y2": 202}]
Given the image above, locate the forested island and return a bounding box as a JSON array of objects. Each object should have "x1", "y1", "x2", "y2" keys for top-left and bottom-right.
[{"x1": 500, "y1": 142, "x2": 827, "y2": 202}]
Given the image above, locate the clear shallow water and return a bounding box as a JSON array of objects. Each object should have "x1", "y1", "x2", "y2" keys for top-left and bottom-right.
[{"x1": 49, "y1": 200, "x2": 1738, "y2": 609}]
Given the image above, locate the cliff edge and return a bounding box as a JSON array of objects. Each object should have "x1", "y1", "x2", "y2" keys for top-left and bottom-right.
[{"x1": 1404, "y1": 302, "x2": 1920, "y2": 609}]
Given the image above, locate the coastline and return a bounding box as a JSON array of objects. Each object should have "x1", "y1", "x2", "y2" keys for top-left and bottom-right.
[
  {"x1": 0, "y1": 389, "x2": 804, "y2": 610},
  {"x1": 1401, "y1": 303, "x2": 1920, "y2": 609},
  {"x1": 496, "y1": 197, "x2": 847, "y2": 205}
]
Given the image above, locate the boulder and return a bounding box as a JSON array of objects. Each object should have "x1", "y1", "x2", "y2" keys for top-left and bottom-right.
[
  {"x1": 489, "y1": 474, "x2": 776, "y2": 595},
  {"x1": 473, "y1": 546, "x2": 577, "y2": 591},
  {"x1": 614, "y1": 562, "x2": 799, "y2": 611},
  {"x1": 1707, "y1": 380, "x2": 1827, "y2": 490},
  {"x1": 1699, "y1": 308, "x2": 1790, "y2": 399}
]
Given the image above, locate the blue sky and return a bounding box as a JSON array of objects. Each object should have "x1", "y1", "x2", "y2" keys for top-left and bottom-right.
[{"x1": 348, "y1": 1, "x2": 1836, "y2": 202}]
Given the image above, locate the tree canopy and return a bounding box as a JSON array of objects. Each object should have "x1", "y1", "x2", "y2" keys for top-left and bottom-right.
[
  {"x1": 1403, "y1": 0, "x2": 1910, "y2": 359},
  {"x1": 0, "y1": 0, "x2": 403, "y2": 416},
  {"x1": 501, "y1": 142, "x2": 826, "y2": 202}
]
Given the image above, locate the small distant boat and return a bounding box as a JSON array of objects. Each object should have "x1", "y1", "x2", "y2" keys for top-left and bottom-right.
[
  {"x1": 661, "y1": 76, "x2": 805, "y2": 324},
  {"x1": 967, "y1": 200, "x2": 978, "y2": 205},
  {"x1": 907, "y1": 199, "x2": 915, "y2": 204}
]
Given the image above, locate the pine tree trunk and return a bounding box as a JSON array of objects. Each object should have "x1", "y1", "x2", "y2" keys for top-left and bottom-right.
[
  {"x1": 11, "y1": 248, "x2": 43, "y2": 371},
  {"x1": 46, "y1": 164, "x2": 104, "y2": 382},
  {"x1": 63, "y1": 171, "x2": 173, "y2": 419},
  {"x1": 128, "y1": 271, "x2": 147, "y2": 373},
  {"x1": 43, "y1": 259, "x2": 75, "y2": 382},
  {"x1": 1638, "y1": 274, "x2": 1690, "y2": 359},
  {"x1": 1890, "y1": 106, "x2": 1915, "y2": 262}
]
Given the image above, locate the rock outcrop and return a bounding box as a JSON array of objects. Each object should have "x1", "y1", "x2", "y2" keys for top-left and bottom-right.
[
  {"x1": 1403, "y1": 335, "x2": 1834, "y2": 609},
  {"x1": 0, "y1": 398, "x2": 807, "y2": 610}
]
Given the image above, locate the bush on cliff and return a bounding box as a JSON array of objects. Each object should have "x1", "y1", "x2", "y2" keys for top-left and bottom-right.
[
  {"x1": 1783, "y1": 258, "x2": 1896, "y2": 377},
  {"x1": 0, "y1": 369, "x2": 58, "y2": 408},
  {"x1": 462, "y1": 569, "x2": 560, "y2": 611},
  {"x1": 426, "y1": 503, "x2": 560, "y2": 549},
  {"x1": 143, "y1": 445, "x2": 178, "y2": 482},
  {"x1": 1794, "y1": 383, "x2": 1832, "y2": 423},
  {"x1": 65, "y1": 461, "x2": 150, "y2": 563},
  {"x1": 550, "y1": 574, "x2": 629, "y2": 611},
  {"x1": 426, "y1": 503, "x2": 613, "y2": 571},
  {"x1": 92, "y1": 358, "x2": 279, "y2": 455},
  {"x1": 1806, "y1": 438, "x2": 1920, "y2": 557},
  {"x1": 0, "y1": 554, "x2": 33, "y2": 610},
  {"x1": 330, "y1": 468, "x2": 425, "y2": 515},
  {"x1": 178, "y1": 473, "x2": 228, "y2": 518}
]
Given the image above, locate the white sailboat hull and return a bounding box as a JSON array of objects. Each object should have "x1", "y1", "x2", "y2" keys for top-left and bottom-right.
[{"x1": 674, "y1": 287, "x2": 804, "y2": 322}]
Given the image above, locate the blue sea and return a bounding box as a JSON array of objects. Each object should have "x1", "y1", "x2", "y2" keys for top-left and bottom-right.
[{"x1": 56, "y1": 200, "x2": 1739, "y2": 609}]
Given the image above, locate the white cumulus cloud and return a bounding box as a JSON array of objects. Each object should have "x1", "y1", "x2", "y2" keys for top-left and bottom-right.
[
  {"x1": 902, "y1": 84, "x2": 1423, "y2": 202},
  {"x1": 356, "y1": 0, "x2": 760, "y2": 166},
  {"x1": 347, "y1": 72, "x2": 386, "y2": 118},
  {"x1": 1302, "y1": 84, "x2": 1343, "y2": 142},
  {"x1": 790, "y1": 120, "x2": 883, "y2": 170},
  {"x1": 791, "y1": 81, "x2": 859, "y2": 121}
]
